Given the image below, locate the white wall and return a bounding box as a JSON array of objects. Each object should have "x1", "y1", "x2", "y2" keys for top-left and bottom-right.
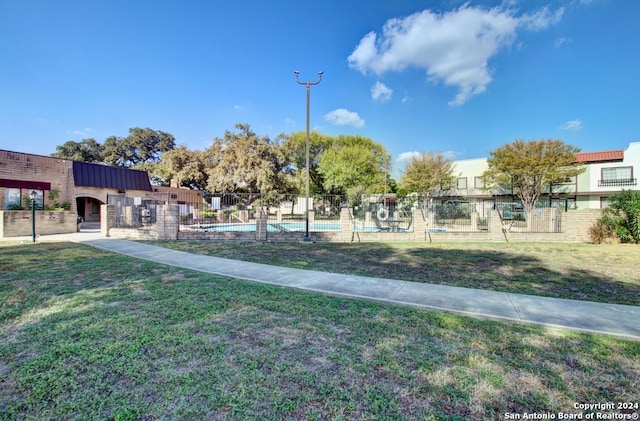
[
  {"x1": 449, "y1": 142, "x2": 640, "y2": 209},
  {"x1": 451, "y1": 158, "x2": 489, "y2": 196}
]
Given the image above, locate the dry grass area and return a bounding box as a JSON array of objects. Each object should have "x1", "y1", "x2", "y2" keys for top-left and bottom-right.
[{"x1": 1, "y1": 242, "x2": 638, "y2": 420}]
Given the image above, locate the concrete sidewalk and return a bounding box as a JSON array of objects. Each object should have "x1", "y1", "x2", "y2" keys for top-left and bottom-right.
[{"x1": 5, "y1": 231, "x2": 640, "y2": 340}]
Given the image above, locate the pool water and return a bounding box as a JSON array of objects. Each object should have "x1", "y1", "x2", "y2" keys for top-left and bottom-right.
[
  {"x1": 194, "y1": 222, "x2": 341, "y2": 232},
  {"x1": 190, "y1": 222, "x2": 385, "y2": 233}
]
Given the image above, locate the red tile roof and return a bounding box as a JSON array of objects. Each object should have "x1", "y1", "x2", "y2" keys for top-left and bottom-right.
[{"x1": 574, "y1": 150, "x2": 624, "y2": 163}]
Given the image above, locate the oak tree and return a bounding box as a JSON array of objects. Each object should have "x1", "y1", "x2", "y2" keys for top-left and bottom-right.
[
  {"x1": 51, "y1": 138, "x2": 103, "y2": 162},
  {"x1": 102, "y1": 127, "x2": 175, "y2": 167},
  {"x1": 204, "y1": 123, "x2": 290, "y2": 193},
  {"x1": 152, "y1": 146, "x2": 208, "y2": 190}
]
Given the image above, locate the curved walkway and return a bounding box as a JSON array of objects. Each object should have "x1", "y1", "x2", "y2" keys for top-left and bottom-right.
[{"x1": 6, "y1": 231, "x2": 640, "y2": 340}]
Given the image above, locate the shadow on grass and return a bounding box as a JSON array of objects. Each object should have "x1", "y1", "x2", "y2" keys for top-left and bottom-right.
[
  {"x1": 1, "y1": 242, "x2": 639, "y2": 420},
  {"x1": 150, "y1": 240, "x2": 640, "y2": 306}
]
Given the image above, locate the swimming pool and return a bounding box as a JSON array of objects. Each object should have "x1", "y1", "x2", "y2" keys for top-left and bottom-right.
[
  {"x1": 189, "y1": 221, "x2": 386, "y2": 233},
  {"x1": 192, "y1": 222, "x2": 342, "y2": 232}
]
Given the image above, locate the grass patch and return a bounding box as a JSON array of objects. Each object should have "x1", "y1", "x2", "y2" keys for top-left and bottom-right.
[
  {"x1": 1, "y1": 242, "x2": 639, "y2": 419},
  {"x1": 147, "y1": 241, "x2": 640, "y2": 306}
]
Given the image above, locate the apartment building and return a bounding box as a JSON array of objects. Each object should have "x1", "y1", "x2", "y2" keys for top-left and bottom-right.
[{"x1": 447, "y1": 142, "x2": 639, "y2": 210}]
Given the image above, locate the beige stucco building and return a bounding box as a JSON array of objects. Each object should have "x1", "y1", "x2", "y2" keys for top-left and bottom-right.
[{"x1": 447, "y1": 142, "x2": 639, "y2": 210}]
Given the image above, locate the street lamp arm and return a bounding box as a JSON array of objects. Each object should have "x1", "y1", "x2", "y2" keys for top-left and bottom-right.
[{"x1": 294, "y1": 70, "x2": 324, "y2": 86}]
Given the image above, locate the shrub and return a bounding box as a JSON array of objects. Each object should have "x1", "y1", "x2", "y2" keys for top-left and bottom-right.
[
  {"x1": 596, "y1": 190, "x2": 640, "y2": 244},
  {"x1": 588, "y1": 220, "x2": 618, "y2": 244},
  {"x1": 200, "y1": 209, "x2": 216, "y2": 219}
]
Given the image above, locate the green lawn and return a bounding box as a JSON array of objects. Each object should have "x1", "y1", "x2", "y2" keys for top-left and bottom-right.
[
  {"x1": 1, "y1": 241, "x2": 639, "y2": 420},
  {"x1": 149, "y1": 241, "x2": 640, "y2": 306}
]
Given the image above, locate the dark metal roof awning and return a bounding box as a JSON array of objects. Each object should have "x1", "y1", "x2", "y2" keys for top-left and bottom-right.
[{"x1": 72, "y1": 161, "x2": 152, "y2": 191}]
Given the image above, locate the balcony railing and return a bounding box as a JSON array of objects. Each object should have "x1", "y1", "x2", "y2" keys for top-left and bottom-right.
[{"x1": 598, "y1": 178, "x2": 637, "y2": 187}]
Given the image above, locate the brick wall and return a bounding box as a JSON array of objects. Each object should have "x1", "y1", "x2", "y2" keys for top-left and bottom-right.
[
  {"x1": 555, "y1": 209, "x2": 602, "y2": 242},
  {"x1": 0, "y1": 150, "x2": 75, "y2": 212},
  {"x1": 0, "y1": 210, "x2": 78, "y2": 237}
]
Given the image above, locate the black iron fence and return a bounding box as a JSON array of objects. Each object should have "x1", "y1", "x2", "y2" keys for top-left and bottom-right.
[
  {"x1": 350, "y1": 194, "x2": 414, "y2": 232},
  {"x1": 418, "y1": 197, "x2": 566, "y2": 233},
  {"x1": 133, "y1": 191, "x2": 568, "y2": 234},
  {"x1": 179, "y1": 193, "x2": 349, "y2": 233}
]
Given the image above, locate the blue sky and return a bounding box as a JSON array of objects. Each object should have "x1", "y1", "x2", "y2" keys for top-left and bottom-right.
[{"x1": 1, "y1": 0, "x2": 638, "y2": 173}]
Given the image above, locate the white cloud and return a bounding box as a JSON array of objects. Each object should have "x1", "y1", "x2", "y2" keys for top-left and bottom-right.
[
  {"x1": 442, "y1": 150, "x2": 458, "y2": 160},
  {"x1": 284, "y1": 117, "x2": 295, "y2": 128},
  {"x1": 519, "y1": 6, "x2": 564, "y2": 31},
  {"x1": 70, "y1": 128, "x2": 93, "y2": 137},
  {"x1": 397, "y1": 150, "x2": 461, "y2": 166},
  {"x1": 560, "y1": 119, "x2": 583, "y2": 131},
  {"x1": 348, "y1": 4, "x2": 563, "y2": 106},
  {"x1": 554, "y1": 37, "x2": 572, "y2": 48},
  {"x1": 396, "y1": 151, "x2": 421, "y2": 164},
  {"x1": 371, "y1": 81, "x2": 393, "y2": 102},
  {"x1": 323, "y1": 109, "x2": 365, "y2": 128}
]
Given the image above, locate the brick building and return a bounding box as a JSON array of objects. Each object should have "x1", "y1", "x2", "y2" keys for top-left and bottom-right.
[{"x1": 0, "y1": 149, "x2": 155, "y2": 224}]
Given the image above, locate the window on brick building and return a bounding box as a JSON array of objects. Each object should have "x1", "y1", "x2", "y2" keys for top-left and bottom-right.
[{"x1": 5, "y1": 188, "x2": 21, "y2": 209}]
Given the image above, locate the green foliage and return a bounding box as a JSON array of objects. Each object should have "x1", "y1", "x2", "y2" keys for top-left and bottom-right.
[
  {"x1": 51, "y1": 128, "x2": 175, "y2": 168},
  {"x1": 22, "y1": 194, "x2": 41, "y2": 210},
  {"x1": 597, "y1": 190, "x2": 640, "y2": 244},
  {"x1": 152, "y1": 146, "x2": 208, "y2": 189},
  {"x1": 48, "y1": 189, "x2": 60, "y2": 202},
  {"x1": 399, "y1": 152, "x2": 456, "y2": 195},
  {"x1": 483, "y1": 139, "x2": 585, "y2": 215},
  {"x1": 51, "y1": 138, "x2": 103, "y2": 162},
  {"x1": 282, "y1": 130, "x2": 333, "y2": 194},
  {"x1": 436, "y1": 202, "x2": 471, "y2": 219},
  {"x1": 318, "y1": 134, "x2": 391, "y2": 195},
  {"x1": 204, "y1": 123, "x2": 291, "y2": 193},
  {"x1": 283, "y1": 132, "x2": 391, "y2": 195},
  {"x1": 42, "y1": 189, "x2": 71, "y2": 211},
  {"x1": 103, "y1": 127, "x2": 176, "y2": 167},
  {"x1": 51, "y1": 123, "x2": 393, "y2": 197},
  {"x1": 199, "y1": 209, "x2": 216, "y2": 219}
]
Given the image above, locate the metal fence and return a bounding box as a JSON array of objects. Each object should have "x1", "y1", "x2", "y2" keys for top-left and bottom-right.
[
  {"x1": 169, "y1": 192, "x2": 568, "y2": 234},
  {"x1": 418, "y1": 197, "x2": 566, "y2": 233},
  {"x1": 179, "y1": 193, "x2": 349, "y2": 233},
  {"x1": 350, "y1": 194, "x2": 414, "y2": 232}
]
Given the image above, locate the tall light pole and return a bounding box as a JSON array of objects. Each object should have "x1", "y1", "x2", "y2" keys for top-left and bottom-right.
[
  {"x1": 30, "y1": 190, "x2": 37, "y2": 242},
  {"x1": 294, "y1": 70, "x2": 323, "y2": 241}
]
